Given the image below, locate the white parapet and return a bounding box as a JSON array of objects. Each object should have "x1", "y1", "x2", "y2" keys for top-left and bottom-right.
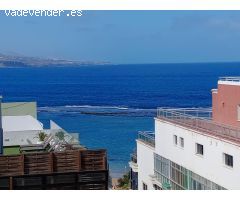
[
  {"x1": 218, "y1": 77, "x2": 240, "y2": 86},
  {"x1": 137, "y1": 139, "x2": 155, "y2": 190},
  {"x1": 155, "y1": 117, "x2": 240, "y2": 189}
]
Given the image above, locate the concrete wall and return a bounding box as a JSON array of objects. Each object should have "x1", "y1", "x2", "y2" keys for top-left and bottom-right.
[
  {"x1": 2, "y1": 102, "x2": 37, "y2": 119},
  {"x1": 137, "y1": 140, "x2": 155, "y2": 190},
  {"x1": 212, "y1": 81, "x2": 240, "y2": 127},
  {"x1": 155, "y1": 118, "x2": 240, "y2": 189},
  {"x1": 4, "y1": 130, "x2": 41, "y2": 146}
]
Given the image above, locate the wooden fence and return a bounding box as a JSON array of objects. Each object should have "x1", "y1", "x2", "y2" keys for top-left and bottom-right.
[
  {"x1": 0, "y1": 149, "x2": 108, "y2": 190},
  {"x1": 0, "y1": 149, "x2": 107, "y2": 177}
]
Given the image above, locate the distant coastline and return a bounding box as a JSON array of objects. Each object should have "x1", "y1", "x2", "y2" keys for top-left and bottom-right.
[{"x1": 0, "y1": 53, "x2": 110, "y2": 68}]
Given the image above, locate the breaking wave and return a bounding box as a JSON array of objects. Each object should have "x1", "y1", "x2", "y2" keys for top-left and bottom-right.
[{"x1": 38, "y1": 105, "x2": 157, "y2": 117}]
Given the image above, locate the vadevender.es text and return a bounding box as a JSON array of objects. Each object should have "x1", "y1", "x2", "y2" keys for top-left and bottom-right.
[{"x1": 4, "y1": 10, "x2": 82, "y2": 17}]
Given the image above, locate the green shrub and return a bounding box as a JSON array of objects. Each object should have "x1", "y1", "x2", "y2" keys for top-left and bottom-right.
[
  {"x1": 38, "y1": 132, "x2": 47, "y2": 142},
  {"x1": 55, "y1": 131, "x2": 65, "y2": 141},
  {"x1": 117, "y1": 172, "x2": 130, "y2": 189}
]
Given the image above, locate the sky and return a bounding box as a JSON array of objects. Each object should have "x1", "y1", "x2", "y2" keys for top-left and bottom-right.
[{"x1": 0, "y1": 10, "x2": 240, "y2": 64}]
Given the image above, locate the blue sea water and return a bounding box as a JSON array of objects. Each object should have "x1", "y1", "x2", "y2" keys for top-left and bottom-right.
[{"x1": 0, "y1": 63, "x2": 240, "y2": 177}]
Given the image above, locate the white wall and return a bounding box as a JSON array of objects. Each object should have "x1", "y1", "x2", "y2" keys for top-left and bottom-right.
[
  {"x1": 155, "y1": 118, "x2": 240, "y2": 189},
  {"x1": 137, "y1": 140, "x2": 155, "y2": 190},
  {"x1": 3, "y1": 130, "x2": 42, "y2": 146},
  {"x1": 50, "y1": 120, "x2": 63, "y2": 129}
]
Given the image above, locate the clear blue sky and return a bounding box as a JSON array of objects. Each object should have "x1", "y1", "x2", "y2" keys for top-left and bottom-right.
[{"x1": 0, "y1": 11, "x2": 240, "y2": 64}]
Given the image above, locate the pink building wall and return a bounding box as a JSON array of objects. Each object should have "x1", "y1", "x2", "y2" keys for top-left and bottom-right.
[{"x1": 212, "y1": 83, "x2": 240, "y2": 127}]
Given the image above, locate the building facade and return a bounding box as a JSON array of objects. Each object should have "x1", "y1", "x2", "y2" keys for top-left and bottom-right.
[
  {"x1": 130, "y1": 77, "x2": 240, "y2": 190},
  {"x1": 1, "y1": 101, "x2": 79, "y2": 147},
  {"x1": 0, "y1": 99, "x2": 109, "y2": 190}
]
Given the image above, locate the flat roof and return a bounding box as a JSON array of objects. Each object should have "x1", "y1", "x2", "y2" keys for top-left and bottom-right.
[
  {"x1": 2, "y1": 115, "x2": 43, "y2": 132},
  {"x1": 157, "y1": 108, "x2": 240, "y2": 146},
  {"x1": 218, "y1": 77, "x2": 240, "y2": 86}
]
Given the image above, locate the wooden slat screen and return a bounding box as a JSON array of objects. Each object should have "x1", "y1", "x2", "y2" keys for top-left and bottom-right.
[
  {"x1": 81, "y1": 150, "x2": 107, "y2": 171},
  {"x1": 0, "y1": 149, "x2": 107, "y2": 177},
  {"x1": 0, "y1": 155, "x2": 24, "y2": 176},
  {"x1": 53, "y1": 150, "x2": 80, "y2": 172},
  {"x1": 24, "y1": 153, "x2": 52, "y2": 174}
]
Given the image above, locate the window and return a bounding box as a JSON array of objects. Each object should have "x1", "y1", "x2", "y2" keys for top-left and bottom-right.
[
  {"x1": 224, "y1": 153, "x2": 233, "y2": 168},
  {"x1": 153, "y1": 184, "x2": 162, "y2": 190},
  {"x1": 143, "y1": 182, "x2": 148, "y2": 190},
  {"x1": 196, "y1": 143, "x2": 204, "y2": 155},
  {"x1": 180, "y1": 137, "x2": 184, "y2": 148},
  {"x1": 173, "y1": 135, "x2": 177, "y2": 145}
]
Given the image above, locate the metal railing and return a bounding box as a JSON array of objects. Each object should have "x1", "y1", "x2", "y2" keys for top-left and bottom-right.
[
  {"x1": 157, "y1": 108, "x2": 240, "y2": 144},
  {"x1": 138, "y1": 131, "x2": 155, "y2": 147},
  {"x1": 219, "y1": 77, "x2": 240, "y2": 82},
  {"x1": 130, "y1": 153, "x2": 137, "y2": 163},
  {"x1": 157, "y1": 107, "x2": 212, "y2": 120}
]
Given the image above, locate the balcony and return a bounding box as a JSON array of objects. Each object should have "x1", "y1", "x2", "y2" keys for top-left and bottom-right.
[
  {"x1": 130, "y1": 152, "x2": 137, "y2": 163},
  {"x1": 138, "y1": 131, "x2": 155, "y2": 147},
  {"x1": 157, "y1": 108, "x2": 240, "y2": 144},
  {"x1": 129, "y1": 151, "x2": 138, "y2": 173}
]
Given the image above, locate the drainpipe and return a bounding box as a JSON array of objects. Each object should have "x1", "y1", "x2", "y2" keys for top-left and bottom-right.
[{"x1": 0, "y1": 96, "x2": 3, "y2": 155}]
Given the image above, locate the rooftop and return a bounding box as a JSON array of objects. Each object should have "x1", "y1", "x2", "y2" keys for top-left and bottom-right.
[
  {"x1": 2, "y1": 115, "x2": 43, "y2": 132},
  {"x1": 218, "y1": 77, "x2": 240, "y2": 85},
  {"x1": 219, "y1": 77, "x2": 240, "y2": 82},
  {"x1": 157, "y1": 108, "x2": 240, "y2": 145}
]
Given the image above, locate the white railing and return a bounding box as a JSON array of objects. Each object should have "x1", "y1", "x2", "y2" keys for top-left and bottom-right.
[
  {"x1": 157, "y1": 108, "x2": 240, "y2": 144},
  {"x1": 157, "y1": 107, "x2": 212, "y2": 120},
  {"x1": 219, "y1": 77, "x2": 240, "y2": 82}
]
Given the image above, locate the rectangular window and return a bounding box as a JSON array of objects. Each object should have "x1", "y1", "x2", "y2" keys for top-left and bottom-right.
[
  {"x1": 143, "y1": 182, "x2": 148, "y2": 190},
  {"x1": 224, "y1": 153, "x2": 233, "y2": 168},
  {"x1": 180, "y1": 137, "x2": 184, "y2": 148},
  {"x1": 153, "y1": 184, "x2": 162, "y2": 190},
  {"x1": 196, "y1": 143, "x2": 204, "y2": 155},
  {"x1": 173, "y1": 135, "x2": 177, "y2": 145}
]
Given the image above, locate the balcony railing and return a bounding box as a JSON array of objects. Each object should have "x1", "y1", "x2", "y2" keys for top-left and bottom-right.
[
  {"x1": 219, "y1": 77, "x2": 240, "y2": 82},
  {"x1": 157, "y1": 107, "x2": 212, "y2": 120},
  {"x1": 157, "y1": 108, "x2": 240, "y2": 144},
  {"x1": 130, "y1": 153, "x2": 137, "y2": 163},
  {"x1": 138, "y1": 131, "x2": 155, "y2": 147}
]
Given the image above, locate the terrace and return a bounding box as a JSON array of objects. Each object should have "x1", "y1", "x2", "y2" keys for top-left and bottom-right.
[
  {"x1": 0, "y1": 127, "x2": 109, "y2": 190},
  {"x1": 130, "y1": 152, "x2": 137, "y2": 164},
  {"x1": 3, "y1": 129, "x2": 82, "y2": 155},
  {"x1": 157, "y1": 108, "x2": 240, "y2": 145},
  {"x1": 0, "y1": 99, "x2": 109, "y2": 190},
  {"x1": 219, "y1": 77, "x2": 240, "y2": 82},
  {"x1": 138, "y1": 131, "x2": 155, "y2": 147}
]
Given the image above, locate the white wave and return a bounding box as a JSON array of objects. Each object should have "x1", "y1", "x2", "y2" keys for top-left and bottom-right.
[{"x1": 62, "y1": 105, "x2": 129, "y2": 110}]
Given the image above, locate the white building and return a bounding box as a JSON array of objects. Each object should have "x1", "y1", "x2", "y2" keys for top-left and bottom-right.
[
  {"x1": 0, "y1": 101, "x2": 79, "y2": 148},
  {"x1": 130, "y1": 77, "x2": 240, "y2": 190},
  {"x1": 3, "y1": 115, "x2": 43, "y2": 146}
]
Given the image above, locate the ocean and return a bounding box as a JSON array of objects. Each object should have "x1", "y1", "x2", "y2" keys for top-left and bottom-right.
[{"x1": 0, "y1": 63, "x2": 240, "y2": 177}]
